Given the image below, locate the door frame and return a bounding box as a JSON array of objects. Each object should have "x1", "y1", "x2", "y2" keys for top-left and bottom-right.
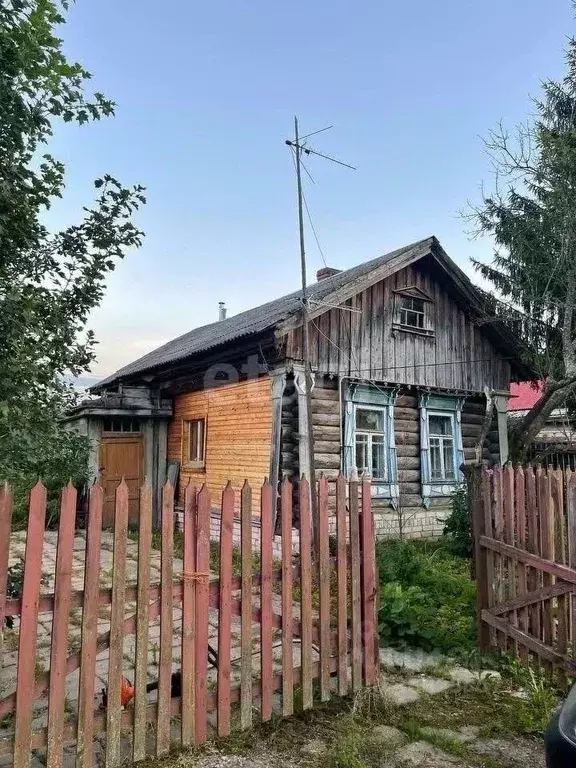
[{"x1": 99, "y1": 431, "x2": 145, "y2": 525}]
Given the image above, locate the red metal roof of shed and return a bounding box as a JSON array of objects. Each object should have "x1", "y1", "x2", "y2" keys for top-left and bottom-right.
[{"x1": 509, "y1": 381, "x2": 543, "y2": 411}]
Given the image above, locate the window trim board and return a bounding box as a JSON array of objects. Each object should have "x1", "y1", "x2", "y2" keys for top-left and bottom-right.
[
  {"x1": 343, "y1": 384, "x2": 399, "y2": 506},
  {"x1": 182, "y1": 416, "x2": 207, "y2": 471},
  {"x1": 419, "y1": 393, "x2": 465, "y2": 508}
]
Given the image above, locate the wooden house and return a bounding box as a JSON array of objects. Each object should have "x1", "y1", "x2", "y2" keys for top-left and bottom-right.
[{"x1": 73, "y1": 236, "x2": 531, "y2": 538}]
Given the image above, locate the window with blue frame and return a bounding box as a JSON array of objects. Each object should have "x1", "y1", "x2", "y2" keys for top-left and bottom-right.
[
  {"x1": 344, "y1": 383, "x2": 399, "y2": 506},
  {"x1": 355, "y1": 407, "x2": 388, "y2": 481},
  {"x1": 428, "y1": 412, "x2": 457, "y2": 481},
  {"x1": 419, "y1": 394, "x2": 465, "y2": 507}
]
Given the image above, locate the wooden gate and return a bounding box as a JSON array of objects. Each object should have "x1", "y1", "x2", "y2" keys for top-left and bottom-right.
[
  {"x1": 100, "y1": 433, "x2": 144, "y2": 525},
  {"x1": 471, "y1": 464, "x2": 576, "y2": 673}
]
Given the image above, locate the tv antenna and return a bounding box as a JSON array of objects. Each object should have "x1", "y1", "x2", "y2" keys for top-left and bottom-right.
[{"x1": 285, "y1": 117, "x2": 355, "y2": 554}]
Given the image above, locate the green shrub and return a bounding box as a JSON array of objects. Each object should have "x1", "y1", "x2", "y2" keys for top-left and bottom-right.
[
  {"x1": 376, "y1": 539, "x2": 476, "y2": 654},
  {"x1": 442, "y1": 486, "x2": 472, "y2": 559}
]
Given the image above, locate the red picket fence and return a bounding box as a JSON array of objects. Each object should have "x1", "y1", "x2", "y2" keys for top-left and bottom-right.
[{"x1": 0, "y1": 475, "x2": 379, "y2": 767}]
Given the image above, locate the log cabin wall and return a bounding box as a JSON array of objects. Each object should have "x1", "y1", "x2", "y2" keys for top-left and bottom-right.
[
  {"x1": 167, "y1": 376, "x2": 273, "y2": 512},
  {"x1": 284, "y1": 261, "x2": 511, "y2": 392},
  {"x1": 303, "y1": 379, "x2": 500, "y2": 539}
]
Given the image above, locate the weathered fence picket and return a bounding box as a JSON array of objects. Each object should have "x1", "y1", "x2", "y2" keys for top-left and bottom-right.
[
  {"x1": 133, "y1": 483, "x2": 152, "y2": 762},
  {"x1": 47, "y1": 483, "x2": 77, "y2": 768},
  {"x1": 180, "y1": 482, "x2": 197, "y2": 748},
  {"x1": 318, "y1": 476, "x2": 331, "y2": 702},
  {"x1": 0, "y1": 484, "x2": 12, "y2": 669},
  {"x1": 14, "y1": 482, "x2": 47, "y2": 768},
  {"x1": 157, "y1": 481, "x2": 174, "y2": 757},
  {"x1": 106, "y1": 481, "x2": 128, "y2": 768},
  {"x1": 217, "y1": 483, "x2": 233, "y2": 737},
  {"x1": 473, "y1": 464, "x2": 576, "y2": 674},
  {"x1": 281, "y1": 477, "x2": 293, "y2": 717},
  {"x1": 0, "y1": 474, "x2": 380, "y2": 766},
  {"x1": 349, "y1": 476, "x2": 362, "y2": 692},
  {"x1": 194, "y1": 484, "x2": 211, "y2": 746},
  {"x1": 259, "y1": 480, "x2": 273, "y2": 723},
  {"x1": 76, "y1": 484, "x2": 103, "y2": 768},
  {"x1": 240, "y1": 481, "x2": 253, "y2": 730}
]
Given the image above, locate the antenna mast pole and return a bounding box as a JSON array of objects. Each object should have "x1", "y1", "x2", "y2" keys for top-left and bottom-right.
[{"x1": 293, "y1": 116, "x2": 320, "y2": 554}]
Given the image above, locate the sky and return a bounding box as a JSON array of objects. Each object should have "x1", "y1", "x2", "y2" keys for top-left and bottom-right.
[{"x1": 47, "y1": 0, "x2": 576, "y2": 383}]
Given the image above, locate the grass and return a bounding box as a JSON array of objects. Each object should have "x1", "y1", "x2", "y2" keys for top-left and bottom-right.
[{"x1": 131, "y1": 665, "x2": 560, "y2": 768}]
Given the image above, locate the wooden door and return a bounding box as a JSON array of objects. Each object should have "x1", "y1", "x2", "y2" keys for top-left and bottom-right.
[{"x1": 100, "y1": 433, "x2": 144, "y2": 526}]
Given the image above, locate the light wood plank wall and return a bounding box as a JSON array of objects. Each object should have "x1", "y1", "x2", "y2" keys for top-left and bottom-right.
[{"x1": 168, "y1": 377, "x2": 273, "y2": 512}]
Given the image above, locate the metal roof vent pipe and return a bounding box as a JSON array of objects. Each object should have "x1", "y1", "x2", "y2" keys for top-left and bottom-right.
[{"x1": 218, "y1": 301, "x2": 227, "y2": 321}]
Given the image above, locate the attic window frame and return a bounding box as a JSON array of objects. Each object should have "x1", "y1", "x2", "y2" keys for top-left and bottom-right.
[{"x1": 392, "y1": 286, "x2": 435, "y2": 337}]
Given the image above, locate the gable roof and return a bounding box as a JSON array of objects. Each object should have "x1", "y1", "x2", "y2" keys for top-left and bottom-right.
[{"x1": 93, "y1": 236, "x2": 533, "y2": 391}]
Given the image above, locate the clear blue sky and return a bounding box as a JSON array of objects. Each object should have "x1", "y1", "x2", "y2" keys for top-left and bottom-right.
[{"x1": 47, "y1": 0, "x2": 575, "y2": 380}]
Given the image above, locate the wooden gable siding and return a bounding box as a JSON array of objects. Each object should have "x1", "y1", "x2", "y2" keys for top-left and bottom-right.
[
  {"x1": 167, "y1": 377, "x2": 273, "y2": 511},
  {"x1": 284, "y1": 263, "x2": 511, "y2": 392}
]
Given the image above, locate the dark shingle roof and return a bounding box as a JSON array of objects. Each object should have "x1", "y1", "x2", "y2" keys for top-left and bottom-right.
[{"x1": 94, "y1": 237, "x2": 434, "y2": 390}]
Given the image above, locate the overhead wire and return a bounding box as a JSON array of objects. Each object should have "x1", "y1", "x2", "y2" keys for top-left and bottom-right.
[{"x1": 289, "y1": 146, "x2": 328, "y2": 269}]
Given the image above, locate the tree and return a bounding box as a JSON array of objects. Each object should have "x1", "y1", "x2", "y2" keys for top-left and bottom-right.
[
  {"x1": 0, "y1": 0, "x2": 145, "y2": 522},
  {"x1": 470, "y1": 17, "x2": 576, "y2": 461}
]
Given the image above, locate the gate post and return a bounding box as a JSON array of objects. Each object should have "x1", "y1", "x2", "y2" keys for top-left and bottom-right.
[{"x1": 469, "y1": 465, "x2": 491, "y2": 652}]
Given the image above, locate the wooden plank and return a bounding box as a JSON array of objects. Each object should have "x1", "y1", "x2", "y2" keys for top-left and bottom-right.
[
  {"x1": 195, "y1": 485, "x2": 211, "y2": 745},
  {"x1": 13, "y1": 483, "x2": 47, "y2": 768},
  {"x1": 492, "y1": 467, "x2": 505, "y2": 650},
  {"x1": 336, "y1": 475, "x2": 348, "y2": 696},
  {"x1": 46, "y1": 484, "x2": 77, "y2": 768},
  {"x1": 133, "y1": 483, "x2": 153, "y2": 763},
  {"x1": 482, "y1": 610, "x2": 576, "y2": 675},
  {"x1": 515, "y1": 466, "x2": 528, "y2": 658},
  {"x1": 299, "y1": 476, "x2": 313, "y2": 710},
  {"x1": 568, "y1": 471, "x2": 576, "y2": 662},
  {"x1": 360, "y1": 477, "x2": 377, "y2": 685},
  {"x1": 349, "y1": 476, "x2": 362, "y2": 692},
  {"x1": 105, "y1": 480, "x2": 129, "y2": 768},
  {"x1": 472, "y1": 468, "x2": 491, "y2": 651},
  {"x1": 481, "y1": 468, "x2": 495, "y2": 650},
  {"x1": 318, "y1": 476, "x2": 331, "y2": 701},
  {"x1": 491, "y1": 582, "x2": 574, "y2": 616},
  {"x1": 281, "y1": 478, "x2": 294, "y2": 716},
  {"x1": 217, "y1": 482, "x2": 234, "y2": 737},
  {"x1": 181, "y1": 483, "x2": 197, "y2": 748},
  {"x1": 77, "y1": 484, "x2": 103, "y2": 768},
  {"x1": 502, "y1": 465, "x2": 517, "y2": 654},
  {"x1": 552, "y1": 470, "x2": 568, "y2": 659},
  {"x1": 260, "y1": 480, "x2": 274, "y2": 722},
  {"x1": 240, "y1": 481, "x2": 253, "y2": 730},
  {"x1": 157, "y1": 481, "x2": 174, "y2": 757},
  {"x1": 525, "y1": 467, "x2": 541, "y2": 642},
  {"x1": 0, "y1": 484, "x2": 13, "y2": 669},
  {"x1": 479, "y1": 537, "x2": 576, "y2": 583},
  {"x1": 539, "y1": 471, "x2": 555, "y2": 650}
]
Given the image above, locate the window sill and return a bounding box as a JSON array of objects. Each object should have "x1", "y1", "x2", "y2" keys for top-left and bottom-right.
[
  {"x1": 392, "y1": 323, "x2": 435, "y2": 338},
  {"x1": 183, "y1": 461, "x2": 206, "y2": 472}
]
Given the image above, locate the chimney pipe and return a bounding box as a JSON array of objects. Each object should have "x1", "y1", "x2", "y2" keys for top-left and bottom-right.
[
  {"x1": 316, "y1": 267, "x2": 342, "y2": 281},
  {"x1": 218, "y1": 301, "x2": 227, "y2": 321}
]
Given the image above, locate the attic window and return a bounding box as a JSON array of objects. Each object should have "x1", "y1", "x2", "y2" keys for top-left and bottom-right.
[
  {"x1": 399, "y1": 297, "x2": 425, "y2": 329},
  {"x1": 393, "y1": 287, "x2": 434, "y2": 336}
]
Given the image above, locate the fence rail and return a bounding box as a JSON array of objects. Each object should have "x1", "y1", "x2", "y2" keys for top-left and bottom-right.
[
  {"x1": 471, "y1": 464, "x2": 576, "y2": 672},
  {"x1": 0, "y1": 475, "x2": 379, "y2": 767}
]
